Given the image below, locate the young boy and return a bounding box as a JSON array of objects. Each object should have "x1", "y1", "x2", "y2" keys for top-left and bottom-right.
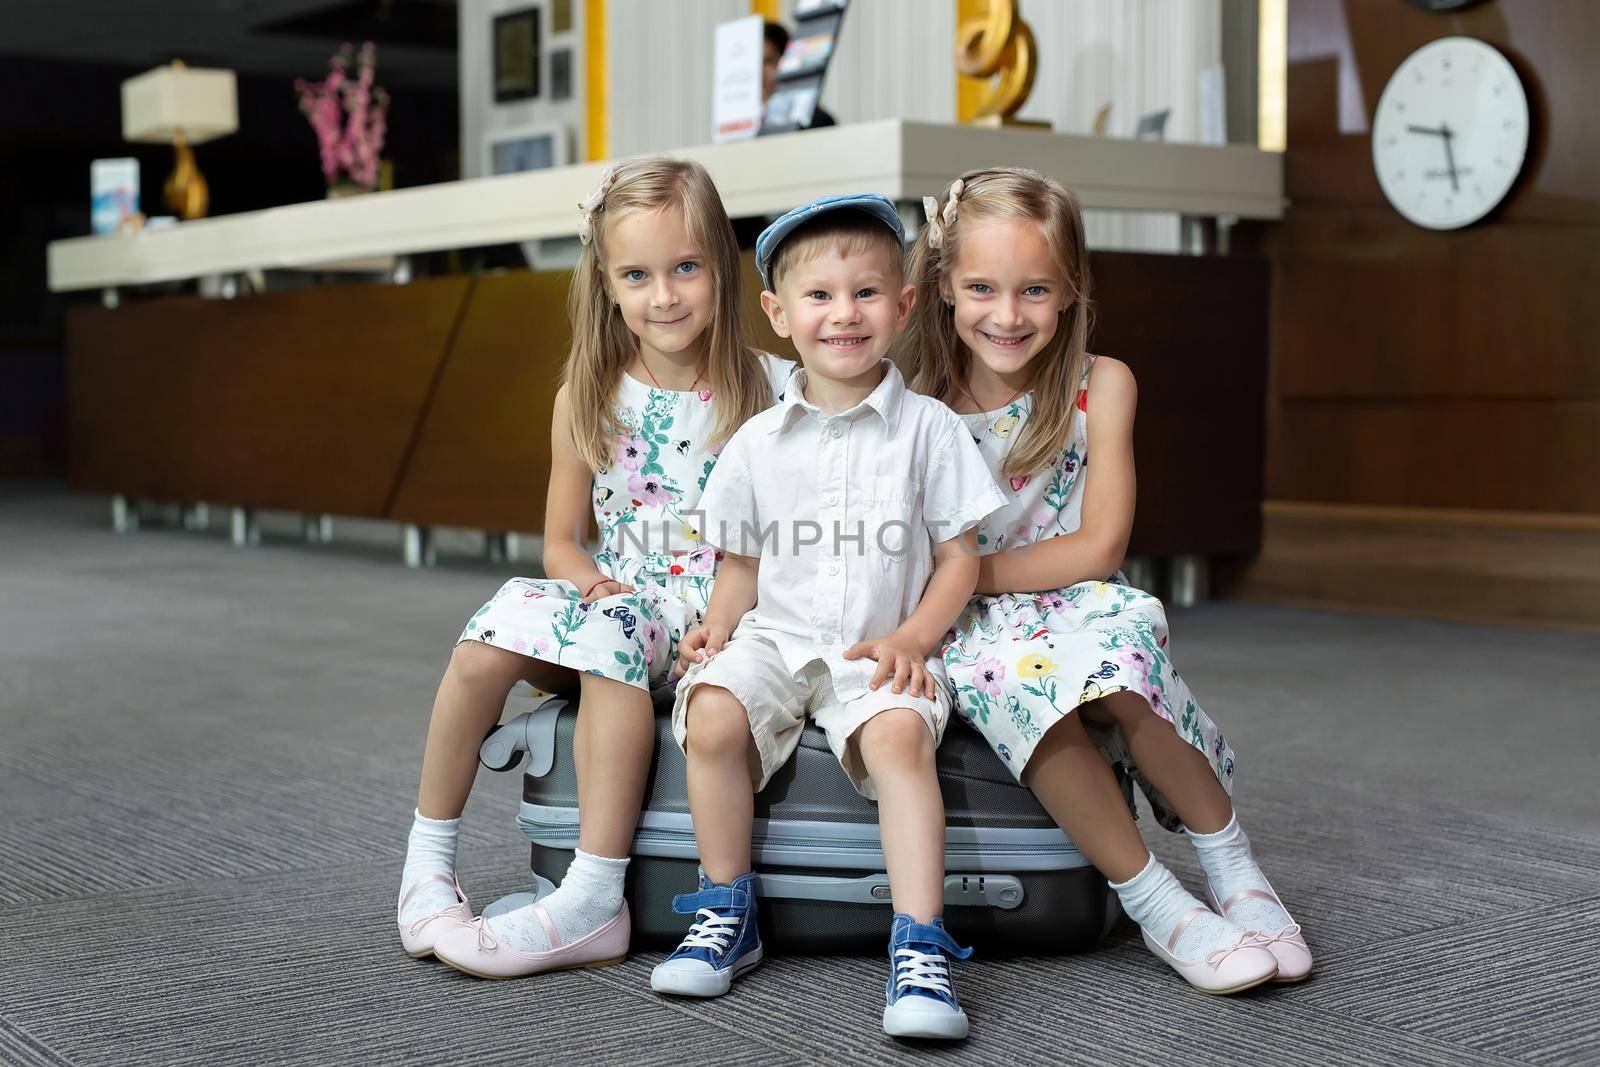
[{"x1": 648, "y1": 194, "x2": 1007, "y2": 1040}]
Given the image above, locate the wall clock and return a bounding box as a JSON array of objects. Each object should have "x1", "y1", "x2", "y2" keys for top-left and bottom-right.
[{"x1": 1371, "y1": 36, "x2": 1529, "y2": 229}]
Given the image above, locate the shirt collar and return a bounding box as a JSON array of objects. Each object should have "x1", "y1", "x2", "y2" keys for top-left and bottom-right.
[{"x1": 771, "y1": 359, "x2": 905, "y2": 435}]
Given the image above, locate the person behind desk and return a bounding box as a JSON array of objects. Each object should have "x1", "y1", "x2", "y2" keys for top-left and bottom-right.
[
  {"x1": 762, "y1": 21, "x2": 835, "y2": 129},
  {"x1": 732, "y1": 21, "x2": 839, "y2": 249}
]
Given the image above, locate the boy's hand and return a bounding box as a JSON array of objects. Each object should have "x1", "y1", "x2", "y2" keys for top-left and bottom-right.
[
  {"x1": 581, "y1": 579, "x2": 636, "y2": 605},
  {"x1": 843, "y1": 632, "x2": 933, "y2": 698},
  {"x1": 674, "y1": 621, "x2": 731, "y2": 675}
]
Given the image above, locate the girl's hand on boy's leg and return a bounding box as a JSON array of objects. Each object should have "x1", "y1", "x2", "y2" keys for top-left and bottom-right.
[
  {"x1": 581, "y1": 579, "x2": 637, "y2": 605},
  {"x1": 844, "y1": 633, "x2": 931, "y2": 698}
]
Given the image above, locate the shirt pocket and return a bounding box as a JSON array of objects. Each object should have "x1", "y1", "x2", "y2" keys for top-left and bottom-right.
[{"x1": 865, "y1": 474, "x2": 919, "y2": 563}]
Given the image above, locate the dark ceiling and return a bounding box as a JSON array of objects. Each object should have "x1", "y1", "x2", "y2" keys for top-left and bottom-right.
[{"x1": 0, "y1": 0, "x2": 459, "y2": 90}]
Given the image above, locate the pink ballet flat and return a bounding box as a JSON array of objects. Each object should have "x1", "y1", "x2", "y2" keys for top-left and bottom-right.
[
  {"x1": 1205, "y1": 877, "x2": 1313, "y2": 983},
  {"x1": 432, "y1": 901, "x2": 631, "y2": 980},
  {"x1": 397, "y1": 873, "x2": 474, "y2": 958},
  {"x1": 1140, "y1": 907, "x2": 1279, "y2": 995}
]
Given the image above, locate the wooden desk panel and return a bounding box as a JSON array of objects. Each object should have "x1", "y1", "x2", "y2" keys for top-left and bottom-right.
[
  {"x1": 388, "y1": 271, "x2": 569, "y2": 532},
  {"x1": 67, "y1": 252, "x2": 1266, "y2": 559},
  {"x1": 68, "y1": 308, "x2": 190, "y2": 502},
  {"x1": 67, "y1": 278, "x2": 470, "y2": 515},
  {"x1": 390, "y1": 253, "x2": 797, "y2": 533},
  {"x1": 1092, "y1": 251, "x2": 1269, "y2": 558}
]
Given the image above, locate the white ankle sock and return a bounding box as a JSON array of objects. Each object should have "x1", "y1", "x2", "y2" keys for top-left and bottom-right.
[
  {"x1": 1110, "y1": 854, "x2": 1249, "y2": 961},
  {"x1": 399, "y1": 809, "x2": 462, "y2": 923},
  {"x1": 1189, "y1": 814, "x2": 1294, "y2": 934},
  {"x1": 485, "y1": 849, "x2": 629, "y2": 952}
]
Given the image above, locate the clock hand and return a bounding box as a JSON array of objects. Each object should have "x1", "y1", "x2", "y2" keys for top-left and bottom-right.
[
  {"x1": 1406, "y1": 123, "x2": 1447, "y2": 136},
  {"x1": 1441, "y1": 123, "x2": 1460, "y2": 193}
]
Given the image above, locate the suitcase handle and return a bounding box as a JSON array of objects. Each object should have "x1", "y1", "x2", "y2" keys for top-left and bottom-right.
[
  {"x1": 478, "y1": 695, "x2": 568, "y2": 776},
  {"x1": 757, "y1": 871, "x2": 1025, "y2": 911}
]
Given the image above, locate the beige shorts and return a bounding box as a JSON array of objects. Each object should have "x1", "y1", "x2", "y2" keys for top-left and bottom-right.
[{"x1": 670, "y1": 633, "x2": 951, "y2": 800}]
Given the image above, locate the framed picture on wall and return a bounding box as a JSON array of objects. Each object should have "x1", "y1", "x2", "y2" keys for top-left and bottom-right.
[
  {"x1": 486, "y1": 121, "x2": 570, "y2": 177},
  {"x1": 494, "y1": 8, "x2": 541, "y2": 102},
  {"x1": 551, "y1": 0, "x2": 573, "y2": 34}
]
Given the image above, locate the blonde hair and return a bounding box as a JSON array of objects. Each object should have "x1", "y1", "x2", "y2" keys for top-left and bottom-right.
[
  {"x1": 768, "y1": 211, "x2": 904, "y2": 291},
  {"x1": 896, "y1": 166, "x2": 1093, "y2": 478},
  {"x1": 562, "y1": 156, "x2": 767, "y2": 471}
]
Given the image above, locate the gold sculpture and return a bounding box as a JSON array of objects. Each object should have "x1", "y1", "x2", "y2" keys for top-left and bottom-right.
[{"x1": 957, "y1": 0, "x2": 1045, "y2": 128}]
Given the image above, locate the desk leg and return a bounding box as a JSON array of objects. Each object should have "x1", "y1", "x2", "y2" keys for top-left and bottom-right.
[
  {"x1": 1179, "y1": 215, "x2": 1220, "y2": 255},
  {"x1": 485, "y1": 532, "x2": 517, "y2": 564},
  {"x1": 1169, "y1": 554, "x2": 1208, "y2": 608},
  {"x1": 230, "y1": 507, "x2": 259, "y2": 548},
  {"x1": 305, "y1": 514, "x2": 334, "y2": 544},
  {"x1": 181, "y1": 502, "x2": 210, "y2": 531},
  {"x1": 1123, "y1": 557, "x2": 1156, "y2": 594},
  {"x1": 111, "y1": 495, "x2": 140, "y2": 533},
  {"x1": 404, "y1": 524, "x2": 436, "y2": 568}
]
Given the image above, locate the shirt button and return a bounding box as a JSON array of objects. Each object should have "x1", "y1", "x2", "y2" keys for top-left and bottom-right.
[
  {"x1": 826, "y1": 494, "x2": 839, "y2": 507},
  {"x1": 821, "y1": 633, "x2": 835, "y2": 645},
  {"x1": 830, "y1": 426, "x2": 843, "y2": 438},
  {"x1": 827, "y1": 562, "x2": 840, "y2": 575}
]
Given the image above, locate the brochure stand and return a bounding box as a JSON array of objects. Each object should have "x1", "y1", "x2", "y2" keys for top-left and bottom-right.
[{"x1": 760, "y1": 0, "x2": 848, "y2": 135}]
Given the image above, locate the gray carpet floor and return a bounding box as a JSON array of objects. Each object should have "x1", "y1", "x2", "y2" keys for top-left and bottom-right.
[{"x1": 2, "y1": 482, "x2": 1598, "y2": 1066}]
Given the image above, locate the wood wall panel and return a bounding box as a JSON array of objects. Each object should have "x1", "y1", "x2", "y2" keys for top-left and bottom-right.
[
  {"x1": 1271, "y1": 0, "x2": 1600, "y2": 514},
  {"x1": 1277, "y1": 213, "x2": 1600, "y2": 399},
  {"x1": 67, "y1": 278, "x2": 470, "y2": 514},
  {"x1": 1275, "y1": 398, "x2": 1600, "y2": 512}
]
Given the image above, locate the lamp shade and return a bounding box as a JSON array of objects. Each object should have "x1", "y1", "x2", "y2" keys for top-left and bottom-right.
[{"x1": 122, "y1": 64, "x2": 238, "y2": 144}]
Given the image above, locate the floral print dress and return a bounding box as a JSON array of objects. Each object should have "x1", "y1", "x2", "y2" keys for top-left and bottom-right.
[
  {"x1": 458, "y1": 354, "x2": 793, "y2": 693},
  {"x1": 940, "y1": 357, "x2": 1235, "y2": 831}
]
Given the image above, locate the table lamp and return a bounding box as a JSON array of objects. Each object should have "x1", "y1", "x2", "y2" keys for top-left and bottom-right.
[{"x1": 122, "y1": 60, "x2": 238, "y2": 220}]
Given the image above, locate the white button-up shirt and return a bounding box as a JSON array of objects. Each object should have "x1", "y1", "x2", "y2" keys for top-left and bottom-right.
[{"x1": 693, "y1": 360, "x2": 1008, "y2": 702}]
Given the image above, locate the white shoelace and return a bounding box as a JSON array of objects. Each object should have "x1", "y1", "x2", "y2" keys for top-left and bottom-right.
[
  {"x1": 892, "y1": 948, "x2": 952, "y2": 996},
  {"x1": 679, "y1": 909, "x2": 741, "y2": 955}
]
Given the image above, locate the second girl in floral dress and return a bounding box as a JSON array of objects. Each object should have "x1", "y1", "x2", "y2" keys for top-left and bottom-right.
[{"x1": 899, "y1": 167, "x2": 1314, "y2": 995}]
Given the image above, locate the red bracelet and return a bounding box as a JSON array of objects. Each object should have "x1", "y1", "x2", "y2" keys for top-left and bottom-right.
[{"x1": 583, "y1": 577, "x2": 613, "y2": 599}]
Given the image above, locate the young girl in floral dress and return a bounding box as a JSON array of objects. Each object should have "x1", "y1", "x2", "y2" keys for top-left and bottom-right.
[
  {"x1": 397, "y1": 157, "x2": 792, "y2": 978},
  {"x1": 897, "y1": 167, "x2": 1313, "y2": 995}
]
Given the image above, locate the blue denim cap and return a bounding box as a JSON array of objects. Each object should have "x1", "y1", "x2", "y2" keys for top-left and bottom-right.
[{"x1": 754, "y1": 193, "x2": 905, "y2": 290}]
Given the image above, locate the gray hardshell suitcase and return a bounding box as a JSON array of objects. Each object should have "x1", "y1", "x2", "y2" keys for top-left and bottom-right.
[{"x1": 481, "y1": 690, "x2": 1124, "y2": 955}]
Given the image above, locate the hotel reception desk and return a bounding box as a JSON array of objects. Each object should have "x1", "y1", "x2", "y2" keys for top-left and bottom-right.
[{"x1": 50, "y1": 121, "x2": 1279, "y2": 576}]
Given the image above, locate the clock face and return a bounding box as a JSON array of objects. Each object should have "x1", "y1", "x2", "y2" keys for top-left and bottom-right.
[{"x1": 1371, "y1": 36, "x2": 1529, "y2": 230}]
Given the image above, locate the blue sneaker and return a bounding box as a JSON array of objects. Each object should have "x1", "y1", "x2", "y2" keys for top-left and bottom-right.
[
  {"x1": 650, "y1": 871, "x2": 763, "y2": 997},
  {"x1": 882, "y1": 913, "x2": 973, "y2": 1040}
]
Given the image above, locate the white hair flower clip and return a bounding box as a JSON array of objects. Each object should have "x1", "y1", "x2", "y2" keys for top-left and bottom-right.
[{"x1": 577, "y1": 165, "x2": 619, "y2": 246}]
